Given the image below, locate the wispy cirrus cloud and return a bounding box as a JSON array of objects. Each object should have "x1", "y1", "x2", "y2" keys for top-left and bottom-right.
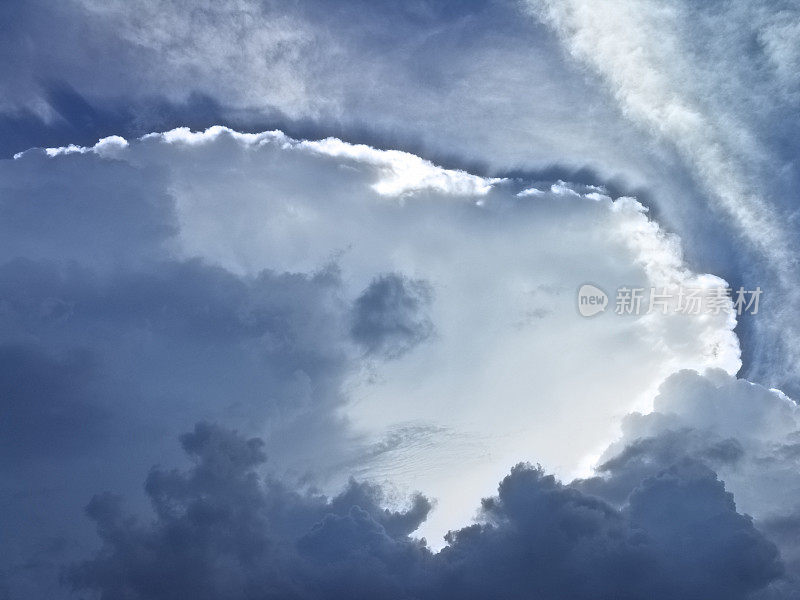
[{"x1": 527, "y1": 0, "x2": 800, "y2": 390}]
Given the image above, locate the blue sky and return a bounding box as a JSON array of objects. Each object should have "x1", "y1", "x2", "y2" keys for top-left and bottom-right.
[{"x1": 2, "y1": 1, "x2": 800, "y2": 598}]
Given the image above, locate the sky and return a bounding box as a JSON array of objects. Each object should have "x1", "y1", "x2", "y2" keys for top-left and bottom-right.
[{"x1": 1, "y1": 1, "x2": 800, "y2": 599}]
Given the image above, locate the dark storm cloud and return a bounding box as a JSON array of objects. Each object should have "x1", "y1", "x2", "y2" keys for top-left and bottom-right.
[
  {"x1": 0, "y1": 144, "x2": 360, "y2": 598},
  {"x1": 66, "y1": 422, "x2": 433, "y2": 600},
  {"x1": 569, "y1": 369, "x2": 800, "y2": 598},
  {"x1": 0, "y1": 254, "x2": 358, "y2": 598},
  {"x1": 351, "y1": 274, "x2": 433, "y2": 359},
  {"x1": 67, "y1": 423, "x2": 782, "y2": 600},
  {"x1": 576, "y1": 428, "x2": 747, "y2": 506},
  {"x1": 0, "y1": 144, "x2": 355, "y2": 450},
  {"x1": 0, "y1": 256, "x2": 350, "y2": 413},
  {"x1": 0, "y1": 343, "x2": 105, "y2": 463},
  {"x1": 433, "y1": 461, "x2": 781, "y2": 600}
]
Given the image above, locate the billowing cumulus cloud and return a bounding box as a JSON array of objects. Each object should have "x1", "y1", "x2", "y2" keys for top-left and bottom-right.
[
  {"x1": 66, "y1": 422, "x2": 427, "y2": 600},
  {"x1": 64, "y1": 361, "x2": 800, "y2": 600},
  {"x1": 0, "y1": 0, "x2": 800, "y2": 600},
  {"x1": 6, "y1": 3, "x2": 793, "y2": 395},
  {"x1": 577, "y1": 368, "x2": 800, "y2": 597},
  {"x1": 13, "y1": 126, "x2": 747, "y2": 540},
  {"x1": 66, "y1": 421, "x2": 783, "y2": 600},
  {"x1": 0, "y1": 126, "x2": 755, "y2": 597},
  {"x1": 2, "y1": 2, "x2": 800, "y2": 599}
]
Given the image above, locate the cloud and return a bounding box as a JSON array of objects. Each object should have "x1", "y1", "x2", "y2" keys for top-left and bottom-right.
[
  {"x1": 1, "y1": 2, "x2": 772, "y2": 359},
  {"x1": 351, "y1": 274, "x2": 434, "y2": 359},
  {"x1": 440, "y1": 460, "x2": 781, "y2": 600},
  {"x1": 526, "y1": 0, "x2": 800, "y2": 391},
  {"x1": 64, "y1": 126, "x2": 750, "y2": 537},
  {"x1": 66, "y1": 422, "x2": 432, "y2": 600},
  {"x1": 0, "y1": 142, "x2": 360, "y2": 597},
  {"x1": 1, "y1": 4, "x2": 798, "y2": 598},
  {"x1": 67, "y1": 422, "x2": 783, "y2": 600},
  {"x1": 527, "y1": 0, "x2": 788, "y2": 263},
  {"x1": 0, "y1": 0, "x2": 699, "y2": 221},
  {"x1": 0, "y1": 343, "x2": 105, "y2": 464},
  {"x1": 577, "y1": 368, "x2": 800, "y2": 596},
  {"x1": 0, "y1": 128, "x2": 746, "y2": 598}
]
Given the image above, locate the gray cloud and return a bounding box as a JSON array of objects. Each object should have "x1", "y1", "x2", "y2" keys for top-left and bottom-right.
[
  {"x1": 1, "y1": 0, "x2": 778, "y2": 397},
  {"x1": 0, "y1": 343, "x2": 105, "y2": 463},
  {"x1": 0, "y1": 127, "x2": 754, "y2": 598},
  {"x1": 67, "y1": 422, "x2": 432, "y2": 600},
  {"x1": 351, "y1": 274, "x2": 434, "y2": 359},
  {"x1": 0, "y1": 2, "x2": 797, "y2": 598},
  {"x1": 67, "y1": 423, "x2": 782, "y2": 600},
  {"x1": 527, "y1": 0, "x2": 800, "y2": 392},
  {"x1": 576, "y1": 369, "x2": 800, "y2": 597}
]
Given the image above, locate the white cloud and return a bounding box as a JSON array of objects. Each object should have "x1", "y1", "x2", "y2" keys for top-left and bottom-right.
[
  {"x1": 21, "y1": 126, "x2": 744, "y2": 545},
  {"x1": 599, "y1": 368, "x2": 800, "y2": 578},
  {"x1": 527, "y1": 0, "x2": 800, "y2": 395},
  {"x1": 38, "y1": 125, "x2": 502, "y2": 198},
  {"x1": 527, "y1": 0, "x2": 789, "y2": 267}
]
